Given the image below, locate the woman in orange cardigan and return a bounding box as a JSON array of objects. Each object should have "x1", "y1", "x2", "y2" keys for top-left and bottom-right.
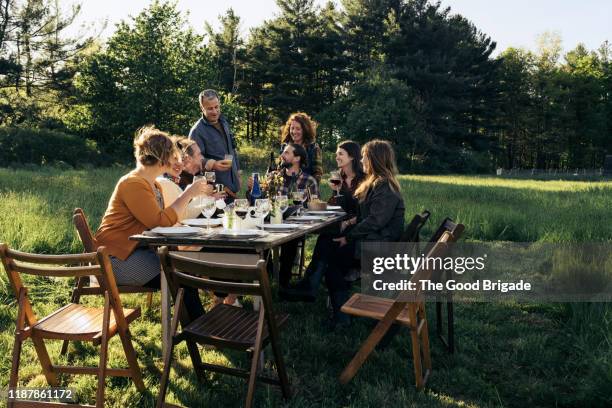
[{"x1": 96, "y1": 126, "x2": 213, "y2": 318}]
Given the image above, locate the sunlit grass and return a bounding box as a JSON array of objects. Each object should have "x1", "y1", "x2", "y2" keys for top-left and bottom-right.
[{"x1": 0, "y1": 167, "x2": 611, "y2": 407}]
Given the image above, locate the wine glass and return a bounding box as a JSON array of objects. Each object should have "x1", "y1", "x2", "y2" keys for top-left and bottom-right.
[
  {"x1": 200, "y1": 197, "x2": 216, "y2": 233},
  {"x1": 205, "y1": 171, "x2": 216, "y2": 184},
  {"x1": 329, "y1": 171, "x2": 343, "y2": 198},
  {"x1": 291, "y1": 190, "x2": 305, "y2": 216},
  {"x1": 193, "y1": 174, "x2": 206, "y2": 185},
  {"x1": 277, "y1": 195, "x2": 289, "y2": 217},
  {"x1": 255, "y1": 198, "x2": 271, "y2": 219},
  {"x1": 234, "y1": 199, "x2": 249, "y2": 220}
]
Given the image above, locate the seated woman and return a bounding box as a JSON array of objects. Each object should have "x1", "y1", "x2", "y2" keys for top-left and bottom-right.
[
  {"x1": 280, "y1": 140, "x2": 365, "y2": 301},
  {"x1": 325, "y1": 140, "x2": 405, "y2": 329},
  {"x1": 95, "y1": 126, "x2": 213, "y2": 321},
  {"x1": 157, "y1": 136, "x2": 205, "y2": 221}
]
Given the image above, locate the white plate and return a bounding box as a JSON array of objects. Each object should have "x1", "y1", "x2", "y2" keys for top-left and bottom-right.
[
  {"x1": 259, "y1": 224, "x2": 301, "y2": 231},
  {"x1": 288, "y1": 215, "x2": 327, "y2": 222},
  {"x1": 215, "y1": 229, "x2": 268, "y2": 238},
  {"x1": 182, "y1": 218, "x2": 223, "y2": 227},
  {"x1": 327, "y1": 205, "x2": 342, "y2": 210},
  {"x1": 150, "y1": 226, "x2": 202, "y2": 236},
  {"x1": 305, "y1": 210, "x2": 337, "y2": 216}
]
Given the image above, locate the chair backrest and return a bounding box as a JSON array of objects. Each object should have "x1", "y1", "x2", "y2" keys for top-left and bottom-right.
[
  {"x1": 73, "y1": 208, "x2": 98, "y2": 252},
  {"x1": 401, "y1": 210, "x2": 431, "y2": 242},
  {"x1": 158, "y1": 248, "x2": 270, "y2": 298},
  {"x1": 399, "y1": 225, "x2": 464, "y2": 301},
  {"x1": 0, "y1": 243, "x2": 126, "y2": 326},
  {"x1": 423, "y1": 217, "x2": 464, "y2": 254}
]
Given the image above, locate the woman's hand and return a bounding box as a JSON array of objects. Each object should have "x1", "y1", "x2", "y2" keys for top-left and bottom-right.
[
  {"x1": 333, "y1": 236, "x2": 348, "y2": 247},
  {"x1": 184, "y1": 179, "x2": 214, "y2": 198},
  {"x1": 340, "y1": 217, "x2": 357, "y2": 232}
]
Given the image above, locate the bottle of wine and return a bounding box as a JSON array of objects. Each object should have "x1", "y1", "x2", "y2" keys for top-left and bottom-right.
[{"x1": 250, "y1": 172, "x2": 261, "y2": 206}]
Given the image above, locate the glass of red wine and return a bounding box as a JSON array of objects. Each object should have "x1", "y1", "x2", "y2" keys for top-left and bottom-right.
[{"x1": 330, "y1": 171, "x2": 343, "y2": 198}]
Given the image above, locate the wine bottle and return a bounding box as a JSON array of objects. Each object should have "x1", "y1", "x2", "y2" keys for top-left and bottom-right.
[{"x1": 250, "y1": 172, "x2": 261, "y2": 206}]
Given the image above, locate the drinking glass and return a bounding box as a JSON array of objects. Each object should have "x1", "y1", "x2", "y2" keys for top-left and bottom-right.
[
  {"x1": 200, "y1": 197, "x2": 216, "y2": 233},
  {"x1": 193, "y1": 174, "x2": 206, "y2": 184},
  {"x1": 205, "y1": 171, "x2": 216, "y2": 184},
  {"x1": 234, "y1": 199, "x2": 249, "y2": 220},
  {"x1": 329, "y1": 171, "x2": 343, "y2": 198},
  {"x1": 224, "y1": 154, "x2": 233, "y2": 165},
  {"x1": 291, "y1": 190, "x2": 305, "y2": 216},
  {"x1": 277, "y1": 195, "x2": 289, "y2": 215},
  {"x1": 255, "y1": 198, "x2": 271, "y2": 219}
]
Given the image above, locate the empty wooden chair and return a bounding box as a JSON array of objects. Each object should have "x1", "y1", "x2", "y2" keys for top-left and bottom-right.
[
  {"x1": 425, "y1": 218, "x2": 465, "y2": 353},
  {"x1": 338, "y1": 227, "x2": 464, "y2": 389},
  {"x1": 0, "y1": 243, "x2": 145, "y2": 408},
  {"x1": 157, "y1": 247, "x2": 291, "y2": 408}
]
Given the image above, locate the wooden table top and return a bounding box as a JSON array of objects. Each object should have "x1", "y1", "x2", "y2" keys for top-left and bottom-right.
[{"x1": 130, "y1": 213, "x2": 347, "y2": 252}]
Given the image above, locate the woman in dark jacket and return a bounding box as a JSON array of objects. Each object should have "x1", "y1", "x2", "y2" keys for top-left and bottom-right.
[
  {"x1": 280, "y1": 140, "x2": 365, "y2": 301},
  {"x1": 326, "y1": 139, "x2": 405, "y2": 328}
]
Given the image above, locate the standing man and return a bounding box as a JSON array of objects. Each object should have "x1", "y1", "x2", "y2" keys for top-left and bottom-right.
[{"x1": 189, "y1": 89, "x2": 240, "y2": 199}]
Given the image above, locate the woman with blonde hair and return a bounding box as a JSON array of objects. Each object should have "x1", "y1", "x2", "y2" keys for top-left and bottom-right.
[
  {"x1": 96, "y1": 126, "x2": 213, "y2": 320},
  {"x1": 280, "y1": 112, "x2": 323, "y2": 182},
  {"x1": 324, "y1": 139, "x2": 405, "y2": 329}
]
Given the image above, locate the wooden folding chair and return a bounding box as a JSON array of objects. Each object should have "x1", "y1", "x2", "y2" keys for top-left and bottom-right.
[
  {"x1": 0, "y1": 243, "x2": 145, "y2": 408},
  {"x1": 424, "y1": 218, "x2": 465, "y2": 353},
  {"x1": 64, "y1": 208, "x2": 155, "y2": 355},
  {"x1": 338, "y1": 227, "x2": 464, "y2": 389},
  {"x1": 157, "y1": 247, "x2": 291, "y2": 408},
  {"x1": 401, "y1": 210, "x2": 431, "y2": 244}
]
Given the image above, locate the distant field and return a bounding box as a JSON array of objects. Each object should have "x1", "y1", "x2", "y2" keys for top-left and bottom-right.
[{"x1": 0, "y1": 167, "x2": 611, "y2": 407}]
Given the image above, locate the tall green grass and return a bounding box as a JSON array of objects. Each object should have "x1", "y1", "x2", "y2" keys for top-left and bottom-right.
[{"x1": 0, "y1": 167, "x2": 611, "y2": 407}]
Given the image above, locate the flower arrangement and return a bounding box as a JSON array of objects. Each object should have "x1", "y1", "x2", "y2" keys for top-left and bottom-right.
[{"x1": 264, "y1": 170, "x2": 285, "y2": 220}]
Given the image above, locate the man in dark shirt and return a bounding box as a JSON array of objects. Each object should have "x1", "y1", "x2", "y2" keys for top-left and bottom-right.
[{"x1": 188, "y1": 89, "x2": 241, "y2": 199}]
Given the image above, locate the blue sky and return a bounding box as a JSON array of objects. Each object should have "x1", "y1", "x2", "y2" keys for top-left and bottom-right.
[{"x1": 72, "y1": 0, "x2": 611, "y2": 56}]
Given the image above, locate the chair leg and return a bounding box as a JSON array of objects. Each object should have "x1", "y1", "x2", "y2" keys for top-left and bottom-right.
[
  {"x1": 418, "y1": 306, "x2": 432, "y2": 382},
  {"x1": 146, "y1": 292, "x2": 153, "y2": 309},
  {"x1": 447, "y1": 295, "x2": 455, "y2": 353},
  {"x1": 268, "y1": 320, "x2": 291, "y2": 399},
  {"x1": 157, "y1": 288, "x2": 184, "y2": 408},
  {"x1": 96, "y1": 292, "x2": 111, "y2": 408},
  {"x1": 339, "y1": 302, "x2": 405, "y2": 384},
  {"x1": 8, "y1": 289, "x2": 27, "y2": 408},
  {"x1": 298, "y1": 237, "x2": 306, "y2": 278},
  {"x1": 245, "y1": 307, "x2": 266, "y2": 408}
]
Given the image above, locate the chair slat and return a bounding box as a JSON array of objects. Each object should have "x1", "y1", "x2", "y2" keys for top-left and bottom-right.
[
  {"x1": 5, "y1": 247, "x2": 98, "y2": 265},
  {"x1": 11, "y1": 263, "x2": 102, "y2": 278},
  {"x1": 173, "y1": 270, "x2": 263, "y2": 296},
  {"x1": 169, "y1": 251, "x2": 264, "y2": 282}
]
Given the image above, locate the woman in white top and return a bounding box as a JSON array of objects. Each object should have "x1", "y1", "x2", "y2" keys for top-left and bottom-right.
[{"x1": 157, "y1": 137, "x2": 207, "y2": 220}]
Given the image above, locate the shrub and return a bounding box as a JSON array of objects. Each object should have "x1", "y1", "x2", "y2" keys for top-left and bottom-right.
[{"x1": 0, "y1": 127, "x2": 101, "y2": 168}]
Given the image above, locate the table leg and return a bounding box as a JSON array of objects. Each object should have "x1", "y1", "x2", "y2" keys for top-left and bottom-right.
[
  {"x1": 161, "y1": 270, "x2": 171, "y2": 357},
  {"x1": 272, "y1": 247, "x2": 280, "y2": 282}
]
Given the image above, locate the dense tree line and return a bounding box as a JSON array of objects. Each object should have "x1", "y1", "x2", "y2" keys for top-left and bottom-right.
[{"x1": 0, "y1": 0, "x2": 610, "y2": 171}]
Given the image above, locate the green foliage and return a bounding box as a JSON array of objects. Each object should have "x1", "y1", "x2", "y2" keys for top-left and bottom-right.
[
  {"x1": 0, "y1": 127, "x2": 101, "y2": 168},
  {"x1": 75, "y1": 0, "x2": 214, "y2": 159}
]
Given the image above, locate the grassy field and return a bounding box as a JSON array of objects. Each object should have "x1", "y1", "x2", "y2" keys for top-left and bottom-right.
[{"x1": 0, "y1": 167, "x2": 611, "y2": 407}]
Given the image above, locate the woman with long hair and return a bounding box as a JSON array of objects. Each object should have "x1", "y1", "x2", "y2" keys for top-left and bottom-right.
[
  {"x1": 325, "y1": 140, "x2": 405, "y2": 329},
  {"x1": 280, "y1": 140, "x2": 365, "y2": 301},
  {"x1": 95, "y1": 126, "x2": 213, "y2": 320},
  {"x1": 280, "y1": 112, "x2": 323, "y2": 183}
]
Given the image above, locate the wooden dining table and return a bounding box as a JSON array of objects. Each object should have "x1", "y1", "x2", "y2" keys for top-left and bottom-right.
[{"x1": 129, "y1": 212, "x2": 347, "y2": 354}]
